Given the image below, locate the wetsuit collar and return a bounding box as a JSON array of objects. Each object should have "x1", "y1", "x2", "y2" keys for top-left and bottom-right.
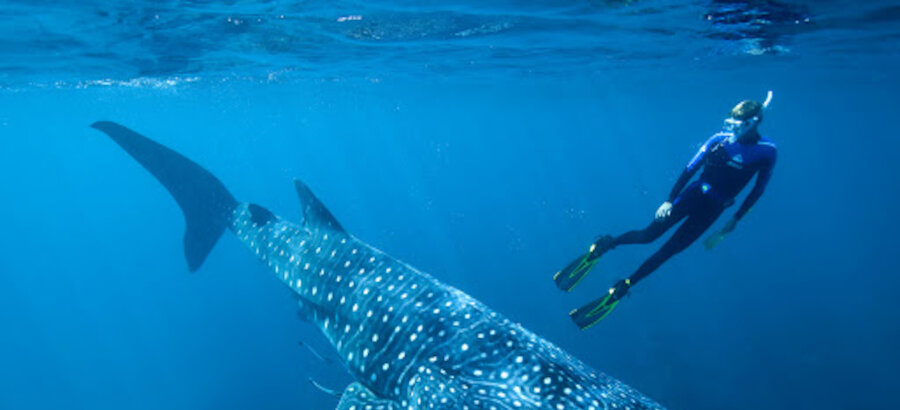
[{"x1": 737, "y1": 129, "x2": 761, "y2": 144}]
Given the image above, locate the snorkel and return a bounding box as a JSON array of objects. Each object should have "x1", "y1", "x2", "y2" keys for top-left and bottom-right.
[{"x1": 762, "y1": 90, "x2": 774, "y2": 110}]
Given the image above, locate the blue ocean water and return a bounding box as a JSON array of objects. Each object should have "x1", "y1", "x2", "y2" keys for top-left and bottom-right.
[{"x1": 1, "y1": 1, "x2": 898, "y2": 409}]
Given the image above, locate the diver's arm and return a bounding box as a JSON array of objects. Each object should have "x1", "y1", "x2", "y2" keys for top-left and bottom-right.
[
  {"x1": 733, "y1": 160, "x2": 774, "y2": 222},
  {"x1": 667, "y1": 135, "x2": 721, "y2": 201},
  {"x1": 658, "y1": 170, "x2": 694, "y2": 219},
  {"x1": 704, "y1": 154, "x2": 775, "y2": 250},
  {"x1": 731, "y1": 172, "x2": 770, "y2": 222},
  {"x1": 667, "y1": 168, "x2": 696, "y2": 202}
]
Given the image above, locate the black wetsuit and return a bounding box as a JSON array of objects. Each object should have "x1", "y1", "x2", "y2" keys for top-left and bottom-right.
[{"x1": 615, "y1": 131, "x2": 777, "y2": 284}]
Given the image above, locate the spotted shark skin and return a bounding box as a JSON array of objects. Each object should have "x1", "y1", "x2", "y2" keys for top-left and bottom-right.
[{"x1": 91, "y1": 121, "x2": 665, "y2": 410}]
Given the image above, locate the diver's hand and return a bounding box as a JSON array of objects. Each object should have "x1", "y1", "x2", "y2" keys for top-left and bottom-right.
[
  {"x1": 721, "y1": 218, "x2": 738, "y2": 234},
  {"x1": 655, "y1": 201, "x2": 673, "y2": 221},
  {"x1": 704, "y1": 218, "x2": 737, "y2": 250}
]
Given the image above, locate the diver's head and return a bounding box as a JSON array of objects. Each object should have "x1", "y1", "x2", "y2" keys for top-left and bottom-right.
[{"x1": 723, "y1": 99, "x2": 763, "y2": 141}]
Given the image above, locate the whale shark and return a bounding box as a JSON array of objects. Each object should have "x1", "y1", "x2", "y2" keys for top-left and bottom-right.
[{"x1": 90, "y1": 121, "x2": 664, "y2": 410}]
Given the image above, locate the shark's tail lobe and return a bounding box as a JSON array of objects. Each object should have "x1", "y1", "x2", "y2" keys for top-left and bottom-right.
[{"x1": 91, "y1": 121, "x2": 238, "y2": 272}]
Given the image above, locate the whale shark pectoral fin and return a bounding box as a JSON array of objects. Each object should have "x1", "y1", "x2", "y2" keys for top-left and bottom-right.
[
  {"x1": 336, "y1": 382, "x2": 398, "y2": 410},
  {"x1": 91, "y1": 121, "x2": 239, "y2": 272},
  {"x1": 293, "y1": 179, "x2": 345, "y2": 233},
  {"x1": 404, "y1": 366, "x2": 493, "y2": 409},
  {"x1": 307, "y1": 377, "x2": 342, "y2": 397}
]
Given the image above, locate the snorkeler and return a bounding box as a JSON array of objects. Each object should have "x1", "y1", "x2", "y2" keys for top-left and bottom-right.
[{"x1": 557, "y1": 92, "x2": 778, "y2": 330}]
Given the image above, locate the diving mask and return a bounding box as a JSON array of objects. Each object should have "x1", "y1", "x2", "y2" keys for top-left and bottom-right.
[
  {"x1": 723, "y1": 116, "x2": 758, "y2": 137},
  {"x1": 723, "y1": 90, "x2": 772, "y2": 137}
]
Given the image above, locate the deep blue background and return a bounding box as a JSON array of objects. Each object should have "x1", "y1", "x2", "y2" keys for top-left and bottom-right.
[{"x1": 1, "y1": 62, "x2": 898, "y2": 409}]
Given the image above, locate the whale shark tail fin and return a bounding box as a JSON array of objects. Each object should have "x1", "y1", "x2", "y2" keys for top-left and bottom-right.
[
  {"x1": 91, "y1": 121, "x2": 239, "y2": 272},
  {"x1": 293, "y1": 179, "x2": 345, "y2": 233}
]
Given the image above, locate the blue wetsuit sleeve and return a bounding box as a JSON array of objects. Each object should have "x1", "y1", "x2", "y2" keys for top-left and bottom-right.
[
  {"x1": 734, "y1": 148, "x2": 776, "y2": 220},
  {"x1": 668, "y1": 135, "x2": 721, "y2": 201},
  {"x1": 667, "y1": 169, "x2": 695, "y2": 202}
]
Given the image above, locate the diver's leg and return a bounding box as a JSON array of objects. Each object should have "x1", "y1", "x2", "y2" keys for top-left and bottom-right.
[
  {"x1": 609, "y1": 187, "x2": 698, "y2": 248},
  {"x1": 612, "y1": 216, "x2": 680, "y2": 245},
  {"x1": 567, "y1": 208, "x2": 694, "y2": 328},
  {"x1": 627, "y1": 205, "x2": 724, "y2": 285},
  {"x1": 555, "y1": 196, "x2": 691, "y2": 292},
  {"x1": 556, "y1": 187, "x2": 699, "y2": 293}
]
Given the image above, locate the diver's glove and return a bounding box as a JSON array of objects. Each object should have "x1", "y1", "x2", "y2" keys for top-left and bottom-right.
[
  {"x1": 720, "y1": 218, "x2": 737, "y2": 234},
  {"x1": 655, "y1": 201, "x2": 673, "y2": 221},
  {"x1": 705, "y1": 218, "x2": 738, "y2": 250}
]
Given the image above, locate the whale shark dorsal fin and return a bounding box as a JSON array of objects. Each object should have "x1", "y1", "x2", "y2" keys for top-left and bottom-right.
[{"x1": 293, "y1": 179, "x2": 345, "y2": 233}]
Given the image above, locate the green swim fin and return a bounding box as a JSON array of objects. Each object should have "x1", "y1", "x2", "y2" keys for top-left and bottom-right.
[
  {"x1": 553, "y1": 236, "x2": 614, "y2": 292},
  {"x1": 569, "y1": 279, "x2": 630, "y2": 330},
  {"x1": 553, "y1": 251, "x2": 599, "y2": 292}
]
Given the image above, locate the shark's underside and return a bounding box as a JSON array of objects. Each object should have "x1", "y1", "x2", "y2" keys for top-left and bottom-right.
[{"x1": 90, "y1": 121, "x2": 664, "y2": 410}]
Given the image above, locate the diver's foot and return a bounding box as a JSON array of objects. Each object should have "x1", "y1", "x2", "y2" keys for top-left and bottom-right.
[
  {"x1": 588, "y1": 235, "x2": 617, "y2": 261},
  {"x1": 610, "y1": 278, "x2": 631, "y2": 300}
]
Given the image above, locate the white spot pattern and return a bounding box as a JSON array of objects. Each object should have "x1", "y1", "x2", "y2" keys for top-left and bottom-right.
[{"x1": 227, "y1": 203, "x2": 664, "y2": 410}]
